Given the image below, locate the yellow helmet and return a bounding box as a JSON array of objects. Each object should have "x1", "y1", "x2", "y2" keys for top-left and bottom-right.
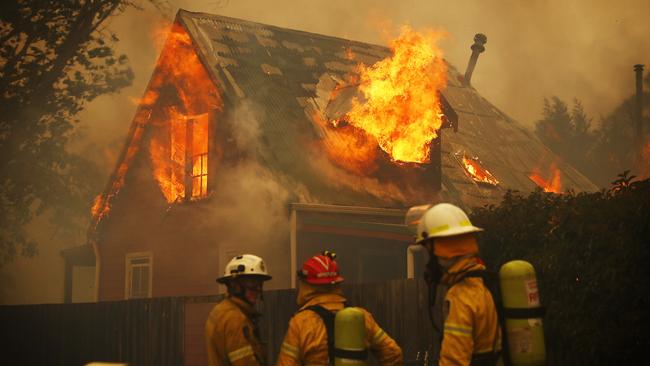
[{"x1": 416, "y1": 203, "x2": 483, "y2": 243}]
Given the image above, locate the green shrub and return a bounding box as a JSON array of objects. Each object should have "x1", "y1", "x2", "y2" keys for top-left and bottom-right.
[{"x1": 471, "y1": 175, "x2": 650, "y2": 365}]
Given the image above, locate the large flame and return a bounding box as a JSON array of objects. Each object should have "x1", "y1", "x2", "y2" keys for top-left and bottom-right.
[
  {"x1": 529, "y1": 162, "x2": 562, "y2": 193},
  {"x1": 314, "y1": 111, "x2": 379, "y2": 174},
  {"x1": 91, "y1": 22, "x2": 221, "y2": 223},
  {"x1": 147, "y1": 23, "x2": 221, "y2": 203},
  {"x1": 346, "y1": 26, "x2": 447, "y2": 164}
]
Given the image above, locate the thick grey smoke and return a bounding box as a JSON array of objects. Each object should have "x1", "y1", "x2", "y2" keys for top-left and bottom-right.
[{"x1": 198, "y1": 101, "x2": 315, "y2": 289}]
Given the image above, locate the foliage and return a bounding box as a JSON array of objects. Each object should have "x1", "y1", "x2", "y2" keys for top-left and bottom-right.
[
  {"x1": 534, "y1": 97, "x2": 597, "y2": 179},
  {"x1": 471, "y1": 177, "x2": 650, "y2": 364},
  {"x1": 0, "y1": 0, "x2": 135, "y2": 267},
  {"x1": 535, "y1": 72, "x2": 650, "y2": 188},
  {"x1": 588, "y1": 91, "x2": 650, "y2": 186}
]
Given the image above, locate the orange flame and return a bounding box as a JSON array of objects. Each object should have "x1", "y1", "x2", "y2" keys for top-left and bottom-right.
[
  {"x1": 91, "y1": 110, "x2": 147, "y2": 223},
  {"x1": 345, "y1": 26, "x2": 447, "y2": 164},
  {"x1": 314, "y1": 111, "x2": 379, "y2": 174},
  {"x1": 345, "y1": 47, "x2": 356, "y2": 61},
  {"x1": 529, "y1": 162, "x2": 562, "y2": 193},
  {"x1": 91, "y1": 22, "x2": 221, "y2": 222},
  {"x1": 147, "y1": 23, "x2": 222, "y2": 203},
  {"x1": 461, "y1": 155, "x2": 499, "y2": 185}
]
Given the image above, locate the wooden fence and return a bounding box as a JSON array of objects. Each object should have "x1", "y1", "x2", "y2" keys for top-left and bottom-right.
[{"x1": 0, "y1": 279, "x2": 433, "y2": 366}]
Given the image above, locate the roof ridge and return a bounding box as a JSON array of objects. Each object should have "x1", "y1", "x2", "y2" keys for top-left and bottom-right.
[{"x1": 176, "y1": 9, "x2": 391, "y2": 52}]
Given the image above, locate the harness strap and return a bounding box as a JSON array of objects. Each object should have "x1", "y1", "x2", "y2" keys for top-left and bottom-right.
[
  {"x1": 302, "y1": 304, "x2": 367, "y2": 365},
  {"x1": 302, "y1": 305, "x2": 336, "y2": 365},
  {"x1": 334, "y1": 348, "x2": 369, "y2": 360}
]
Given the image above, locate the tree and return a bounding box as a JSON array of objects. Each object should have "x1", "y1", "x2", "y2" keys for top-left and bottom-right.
[
  {"x1": 534, "y1": 97, "x2": 596, "y2": 180},
  {"x1": 588, "y1": 87, "x2": 650, "y2": 187},
  {"x1": 0, "y1": 0, "x2": 135, "y2": 267},
  {"x1": 471, "y1": 176, "x2": 650, "y2": 364},
  {"x1": 535, "y1": 96, "x2": 574, "y2": 157}
]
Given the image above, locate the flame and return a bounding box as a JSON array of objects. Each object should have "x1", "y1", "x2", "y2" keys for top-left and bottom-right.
[
  {"x1": 91, "y1": 194, "x2": 104, "y2": 218},
  {"x1": 345, "y1": 25, "x2": 447, "y2": 164},
  {"x1": 147, "y1": 23, "x2": 222, "y2": 202},
  {"x1": 461, "y1": 155, "x2": 499, "y2": 185},
  {"x1": 345, "y1": 47, "x2": 355, "y2": 61},
  {"x1": 91, "y1": 110, "x2": 147, "y2": 223},
  {"x1": 91, "y1": 22, "x2": 221, "y2": 223},
  {"x1": 529, "y1": 162, "x2": 562, "y2": 193},
  {"x1": 315, "y1": 112, "x2": 379, "y2": 174}
]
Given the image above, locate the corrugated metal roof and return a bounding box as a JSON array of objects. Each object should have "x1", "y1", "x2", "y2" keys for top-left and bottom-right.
[{"x1": 172, "y1": 9, "x2": 597, "y2": 210}]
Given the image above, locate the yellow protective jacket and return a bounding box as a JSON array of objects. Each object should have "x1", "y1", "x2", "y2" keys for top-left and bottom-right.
[
  {"x1": 205, "y1": 295, "x2": 266, "y2": 366},
  {"x1": 438, "y1": 257, "x2": 501, "y2": 366},
  {"x1": 276, "y1": 283, "x2": 403, "y2": 366}
]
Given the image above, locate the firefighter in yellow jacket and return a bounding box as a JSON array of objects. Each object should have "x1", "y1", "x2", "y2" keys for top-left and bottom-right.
[
  {"x1": 416, "y1": 203, "x2": 501, "y2": 366},
  {"x1": 206, "y1": 254, "x2": 272, "y2": 366},
  {"x1": 277, "y1": 251, "x2": 403, "y2": 366}
]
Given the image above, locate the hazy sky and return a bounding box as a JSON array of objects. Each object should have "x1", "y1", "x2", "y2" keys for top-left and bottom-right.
[{"x1": 78, "y1": 0, "x2": 650, "y2": 170}]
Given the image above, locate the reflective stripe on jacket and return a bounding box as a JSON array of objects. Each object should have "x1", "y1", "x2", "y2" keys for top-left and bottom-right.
[
  {"x1": 439, "y1": 257, "x2": 501, "y2": 366},
  {"x1": 276, "y1": 284, "x2": 402, "y2": 366},
  {"x1": 205, "y1": 296, "x2": 266, "y2": 366}
]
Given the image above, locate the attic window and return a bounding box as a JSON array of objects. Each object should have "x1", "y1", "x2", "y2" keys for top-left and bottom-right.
[{"x1": 454, "y1": 151, "x2": 499, "y2": 186}]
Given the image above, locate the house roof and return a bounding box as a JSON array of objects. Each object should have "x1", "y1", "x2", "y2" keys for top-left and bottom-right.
[
  {"x1": 177, "y1": 10, "x2": 596, "y2": 201},
  {"x1": 90, "y1": 10, "x2": 598, "y2": 232}
]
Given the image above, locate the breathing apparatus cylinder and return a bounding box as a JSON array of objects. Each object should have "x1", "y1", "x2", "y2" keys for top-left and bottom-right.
[
  {"x1": 499, "y1": 260, "x2": 546, "y2": 366},
  {"x1": 334, "y1": 307, "x2": 367, "y2": 366}
]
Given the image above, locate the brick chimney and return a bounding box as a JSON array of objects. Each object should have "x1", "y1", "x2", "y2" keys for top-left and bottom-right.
[{"x1": 463, "y1": 33, "x2": 487, "y2": 86}]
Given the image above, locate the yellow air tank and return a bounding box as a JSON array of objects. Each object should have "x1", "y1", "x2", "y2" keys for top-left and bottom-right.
[
  {"x1": 334, "y1": 307, "x2": 367, "y2": 366},
  {"x1": 499, "y1": 260, "x2": 546, "y2": 366}
]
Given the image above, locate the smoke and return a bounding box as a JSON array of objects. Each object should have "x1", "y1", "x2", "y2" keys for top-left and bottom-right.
[
  {"x1": 197, "y1": 101, "x2": 315, "y2": 289},
  {"x1": 309, "y1": 150, "x2": 428, "y2": 205}
]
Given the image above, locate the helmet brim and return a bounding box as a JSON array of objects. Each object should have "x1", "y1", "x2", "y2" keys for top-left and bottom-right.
[
  {"x1": 217, "y1": 274, "x2": 272, "y2": 284},
  {"x1": 417, "y1": 225, "x2": 483, "y2": 243},
  {"x1": 303, "y1": 275, "x2": 344, "y2": 285}
]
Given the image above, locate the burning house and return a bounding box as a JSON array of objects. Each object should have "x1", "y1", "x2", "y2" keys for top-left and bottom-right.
[{"x1": 78, "y1": 10, "x2": 597, "y2": 304}]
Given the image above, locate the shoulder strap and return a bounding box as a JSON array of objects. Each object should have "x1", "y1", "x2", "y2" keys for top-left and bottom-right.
[{"x1": 302, "y1": 305, "x2": 336, "y2": 366}]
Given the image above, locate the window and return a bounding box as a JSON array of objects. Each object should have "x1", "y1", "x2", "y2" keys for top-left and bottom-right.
[
  {"x1": 190, "y1": 114, "x2": 209, "y2": 198},
  {"x1": 156, "y1": 111, "x2": 209, "y2": 202},
  {"x1": 125, "y1": 252, "x2": 153, "y2": 299}
]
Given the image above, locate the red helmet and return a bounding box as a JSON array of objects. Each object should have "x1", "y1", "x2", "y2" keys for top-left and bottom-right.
[{"x1": 298, "y1": 251, "x2": 344, "y2": 285}]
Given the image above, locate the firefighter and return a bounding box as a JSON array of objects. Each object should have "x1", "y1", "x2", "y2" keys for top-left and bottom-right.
[
  {"x1": 416, "y1": 203, "x2": 500, "y2": 366},
  {"x1": 205, "y1": 254, "x2": 272, "y2": 366},
  {"x1": 276, "y1": 251, "x2": 403, "y2": 366}
]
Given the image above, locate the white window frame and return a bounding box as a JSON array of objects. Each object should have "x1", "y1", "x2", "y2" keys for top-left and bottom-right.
[{"x1": 125, "y1": 251, "x2": 153, "y2": 299}]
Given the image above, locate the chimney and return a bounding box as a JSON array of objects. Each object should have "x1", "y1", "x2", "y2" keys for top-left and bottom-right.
[
  {"x1": 634, "y1": 64, "x2": 644, "y2": 145},
  {"x1": 463, "y1": 33, "x2": 487, "y2": 86}
]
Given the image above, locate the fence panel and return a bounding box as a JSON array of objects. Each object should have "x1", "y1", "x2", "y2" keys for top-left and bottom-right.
[
  {"x1": 0, "y1": 297, "x2": 184, "y2": 366},
  {"x1": 0, "y1": 279, "x2": 432, "y2": 365}
]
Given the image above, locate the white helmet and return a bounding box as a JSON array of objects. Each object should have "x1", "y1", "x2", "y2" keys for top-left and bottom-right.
[
  {"x1": 416, "y1": 203, "x2": 483, "y2": 243},
  {"x1": 217, "y1": 254, "x2": 272, "y2": 283}
]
